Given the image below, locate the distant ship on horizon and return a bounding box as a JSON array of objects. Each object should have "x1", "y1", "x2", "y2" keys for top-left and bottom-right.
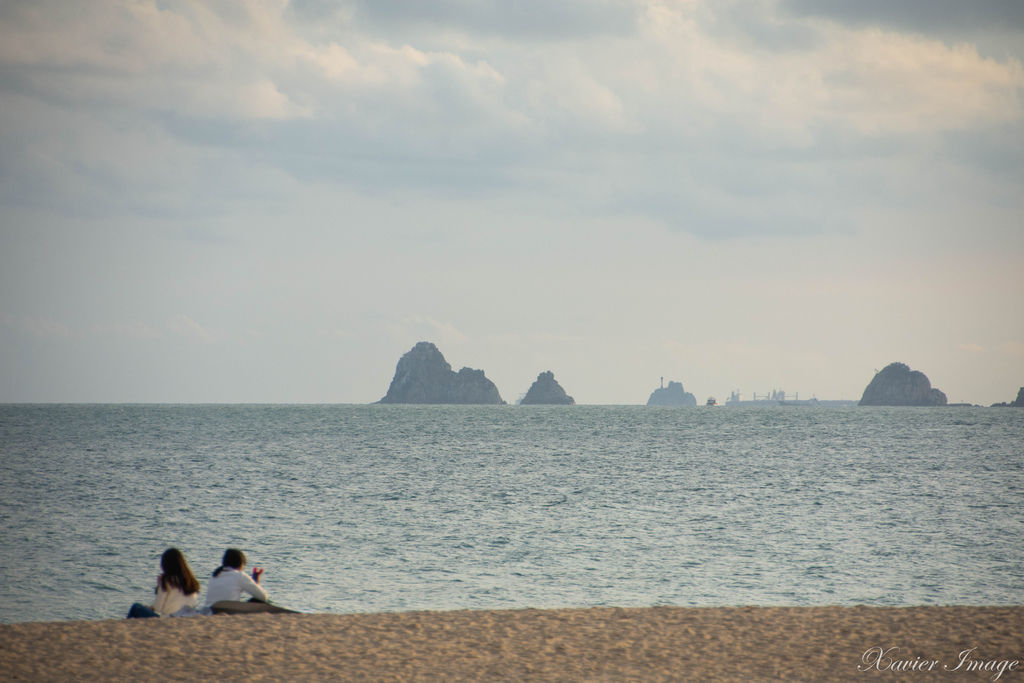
[{"x1": 724, "y1": 390, "x2": 856, "y2": 407}]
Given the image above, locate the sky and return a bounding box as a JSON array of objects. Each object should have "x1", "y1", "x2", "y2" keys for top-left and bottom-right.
[{"x1": 1, "y1": 0, "x2": 1022, "y2": 405}]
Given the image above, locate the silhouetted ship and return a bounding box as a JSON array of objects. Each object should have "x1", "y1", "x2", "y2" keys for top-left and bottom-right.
[{"x1": 724, "y1": 390, "x2": 855, "y2": 407}]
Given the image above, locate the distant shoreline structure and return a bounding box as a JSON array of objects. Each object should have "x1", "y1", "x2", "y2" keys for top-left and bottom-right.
[
  {"x1": 726, "y1": 397, "x2": 858, "y2": 407},
  {"x1": 725, "y1": 390, "x2": 857, "y2": 407}
]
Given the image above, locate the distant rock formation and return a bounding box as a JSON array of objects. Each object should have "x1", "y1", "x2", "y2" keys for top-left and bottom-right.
[
  {"x1": 858, "y1": 362, "x2": 947, "y2": 406},
  {"x1": 520, "y1": 371, "x2": 575, "y2": 405},
  {"x1": 379, "y1": 341, "x2": 505, "y2": 404},
  {"x1": 992, "y1": 387, "x2": 1024, "y2": 407},
  {"x1": 647, "y1": 381, "x2": 697, "y2": 406}
]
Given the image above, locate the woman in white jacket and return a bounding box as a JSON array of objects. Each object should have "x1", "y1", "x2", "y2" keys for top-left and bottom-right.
[
  {"x1": 127, "y1": 548, "x2": 200, "y2": 618},
  {"x1": 203, "y1": 548, "x2": 268, "y2": 607}
]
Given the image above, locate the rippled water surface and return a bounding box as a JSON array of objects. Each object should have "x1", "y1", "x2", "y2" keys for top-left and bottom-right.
[{"x1": 1, "y1": 404, "x2": 1022, "y2": 623}]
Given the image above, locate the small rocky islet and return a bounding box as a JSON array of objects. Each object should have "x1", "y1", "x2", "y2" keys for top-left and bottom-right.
[
  {"x1": 646, "y1": 381, "x2": 697, "y2": 407},
  {"x1": 858, "y1": 362, "x2": 947, "y2": 406},
  {"x1": 378, "y1": 341, "x2": 505, "y2": 405},
  {"x1": 520, "y1": 371, "x2": 575, "y2": 405},
  {"x1": 991, "y1": 387, "x2": 1024, "y2": 408}
]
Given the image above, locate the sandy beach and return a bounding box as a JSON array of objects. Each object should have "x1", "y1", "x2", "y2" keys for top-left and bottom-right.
[{"x1": 1, "y1": 606, "x2": 1021, "y2": 681}]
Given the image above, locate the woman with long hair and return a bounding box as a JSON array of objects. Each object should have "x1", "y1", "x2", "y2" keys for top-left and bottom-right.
[
  {"x1": 127, "y1": 548, "x2": 201, "y2": 618},
  {"x1": 203, "y1": 548, "x2": 268, "y2": 608}
]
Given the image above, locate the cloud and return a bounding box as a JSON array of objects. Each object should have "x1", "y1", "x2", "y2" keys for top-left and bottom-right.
[
  {"x1": 16, "y1": 316, "x2": 71, "y2": 338},
  {"x1": 781, "y1": 0, "x2": 1024, "y2": 36},
  {"x1": 90, "y1": 322, "x2": 162, "y2": 340},
  {"x1": 0, "y1": 0, "x2": 1021, "y2": 244},
  {"x1": 817, "y1": 31, "x2": 1024, "y2": 134},
  {"x1": 630, "y1": 4, "x2": 1024, "y2": 137},
  {"x1": 167, "y1": 314, "x2": 214, "y2": 342},
  {"x1": 0, "y1": 0, "x2": 308, "y2": 121},
  {"x1": 958, "y1": 343, "x2": 986, "y2": 353},
  {"x1": 346, "y1": 0, "x2": 641, "y2": 40}
]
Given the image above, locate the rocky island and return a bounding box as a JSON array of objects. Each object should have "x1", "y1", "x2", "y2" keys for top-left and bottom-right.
[
  {"x1": 991, "y1": 387, "x2": 1024, "y2": 407},
  {"x1": 520, "y1": 371, "x2": 575, "y2": 405},
  {"x1": 646, "y1": 380, "x2": 697, "y2": 406},
  {"x1": 858, "y1": 362, "x2": 947, "y2": 406},
  {"x1": 379, "y1": 341, "x2": 505, "y2": 404}
]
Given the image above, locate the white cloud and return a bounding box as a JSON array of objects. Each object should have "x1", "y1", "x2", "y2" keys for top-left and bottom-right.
[
  {"x1": 167, "y1": 314, "x2": 215, "y2": 343},
  {"x1": 626, "y1": 3, "x2": 1024, "y2": 140},
  {"x1": 818, "y1": 30, "x2": 1024, "y2": 134},
  {"x1": 346, "y1": 0, "x2": 640, "y2": 40},
  {"x1": 20, "y1": 317, "x2": 71, "y2": 338},
  {"x1": 90, "y1": 322, "x2": 162, "y2": 340},
  {"x1": 0, "y1": 0, "x2": 308, "y2": 120},
  {"x1": 4, "y1": 0, "x2": 1021, "y2": 203},
  {"x1": 4, "y1": 1, "x2": 1020, "y2": 139}
]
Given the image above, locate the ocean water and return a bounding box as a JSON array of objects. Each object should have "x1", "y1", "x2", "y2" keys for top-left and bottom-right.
[{"x1": 0, "y1": 404, "x2": 1021, "y2": 624}]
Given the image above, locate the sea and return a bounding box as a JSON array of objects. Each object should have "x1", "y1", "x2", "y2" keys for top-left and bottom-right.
[{"x1": 1, "y1": 404, "x2": 1021, "y2": 624}]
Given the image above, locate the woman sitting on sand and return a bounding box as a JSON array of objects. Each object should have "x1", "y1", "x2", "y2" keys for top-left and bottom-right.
[
  {"x1": 127, "y1": 548, "x2": 201, "y2": 618},
  {"x1": 203, "y1": 548, "x2": 268, "y2": 607}
]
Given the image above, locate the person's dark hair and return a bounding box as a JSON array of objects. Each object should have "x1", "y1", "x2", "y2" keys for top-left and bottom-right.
[
  {"x1": 158, "y1": 548, "x2": 200, "y2": 596},
  {"x1": 212, "y1": 548, "x2": 246, "y2": 577}
]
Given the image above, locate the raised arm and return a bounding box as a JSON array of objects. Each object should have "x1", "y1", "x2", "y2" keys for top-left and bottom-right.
[{"x1": 239, "y1": 569, "x2": 268, "y2": 602}]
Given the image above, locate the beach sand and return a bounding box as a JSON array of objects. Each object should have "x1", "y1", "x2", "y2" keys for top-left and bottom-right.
[{"x1": 1, "y1": 606, "x2": 1021, "y2": 681}]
